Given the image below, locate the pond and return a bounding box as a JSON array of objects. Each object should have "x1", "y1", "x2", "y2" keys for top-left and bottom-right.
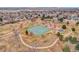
[{"x1": 27, "y1": 25, "x2": 49, "y2": 36}]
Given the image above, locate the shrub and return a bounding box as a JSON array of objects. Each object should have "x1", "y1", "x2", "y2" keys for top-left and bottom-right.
[
  {"x1": 62, "y1": 25, "x2": 66, "y2": 29},
  {"x1": 70, "y1": 37, "x2": 77, "y2": 44},
  {"x1": 56, "y1": 32, "x2": 63, "y2": 41},
  {"x1": 75, "y1": 44, "x2": 79, "y2": 50},
  {"x1": 76, "y1": 21, "x2": 79, "y2": 26},
  {"x1": 71, "y1": 28, "x2": 75, "y2": 32},
  {"x1": 65, "y1": 36, "x2": 77, "y2": 44},
  {"x1": 0, "y1": 17, "x2": 3, "y2": 22},
  {"x1": 25, "y1": 30, "x2": 28, "y2": 35},
  {"x1": 59, "y1": 35, "x2": 63, "y2": 41},
  {"x1": 63, "y1": 46, "x2": 70, "y2": 52},
  {"x1": 58, "y1": 18, "x2": 64, "y2": 22},
  {"x1": 56, "y1": 32, "x2": 61, "y2": 36},
  {"x1": 68, "y1": 36, "x2": 77, "y2": 44}
]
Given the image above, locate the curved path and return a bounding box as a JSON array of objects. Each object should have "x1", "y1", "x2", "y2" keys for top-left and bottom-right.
[
  {"x1": 19, "y1": 34, "x2": 59, "y2": 49},
  {"x1": 19, "y1": 31, "x2": 72, "y2": 49},
  {"x1": 0, "y1": 26, "x2": 72, "y2": 49}
]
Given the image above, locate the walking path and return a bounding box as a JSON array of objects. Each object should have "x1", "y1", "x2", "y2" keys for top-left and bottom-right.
[
  {"x1": 19, "y1": 31, "x2": 72, "y2": 49},
  {"x1": 0, "y1": 26, "x2": 72, "y2": 49}
]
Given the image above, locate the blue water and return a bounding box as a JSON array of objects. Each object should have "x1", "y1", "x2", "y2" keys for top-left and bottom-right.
[{"x1": 27, "y1": 25, "x2": 49, "y2": 36}]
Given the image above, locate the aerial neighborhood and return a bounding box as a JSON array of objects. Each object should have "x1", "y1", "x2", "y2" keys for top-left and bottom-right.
[{"x1": 0, "y1": 7, "x2": 79, "y2": 52}]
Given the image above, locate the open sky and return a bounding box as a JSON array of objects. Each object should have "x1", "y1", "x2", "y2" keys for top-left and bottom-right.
[{"x1": 0, "y1": 0, "x2": 79, "y2": 7}]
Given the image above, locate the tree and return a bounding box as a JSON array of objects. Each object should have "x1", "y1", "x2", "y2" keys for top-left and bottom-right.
[
  {"x1": 62, "y1": 25, "x2": 66, "y2": 29},
  {"x1": 41, "y1": 14, "x2": 45, "y2": 20},
  {"x1": 75, "y1": 44, "x2": 79, "y2": 50},
  {"x1": 25, "y1": 30, "x2": 28, "y2": 35},
  {"x1": 0, "y1": 17, "x2": 3, "y2": 22},
  {"x1": 71, "y1": 28, "x2": 75, "y2": 32},
  {"x1": 65, "y1": 36, "x2": 77, "y2": 44},
  {"x1": 58, "y1": 17, "x2": 64, "y2": 22},
  {"x1": 56, "y1": 32, "x2": 61, "y2": 36},
  {"x1": 56, "y1": 32, "x2": 63, "y2": 41},
  {"x1": 46, "y1": 15, "x2": 52, "y2": 19},
  {"x1": 76, "y1": 21, "x2": 79, "y2": 26},
  {"x1": 69, "y1": 37, "x2": 77, "y2": 44},
  {"x1": 63, "y1": 46, "x2": 70, "y2": 52},
  {"x1": 67, "y1": 36, "x2": 77, "y2": 44}
]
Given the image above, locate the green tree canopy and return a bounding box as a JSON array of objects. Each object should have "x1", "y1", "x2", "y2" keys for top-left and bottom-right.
[
  {"x1": 63, "y1": 46, "x2": 70, "y2": 52},
  {"x1": 0, "y1": 17, "x2": 3, "y2": 22},
  {"x1": 65, "y1": 36, "x2": 77, "y2": 44},
  {"x1": 75, "y1": 44, "x2": 79, "y2": 50}
]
